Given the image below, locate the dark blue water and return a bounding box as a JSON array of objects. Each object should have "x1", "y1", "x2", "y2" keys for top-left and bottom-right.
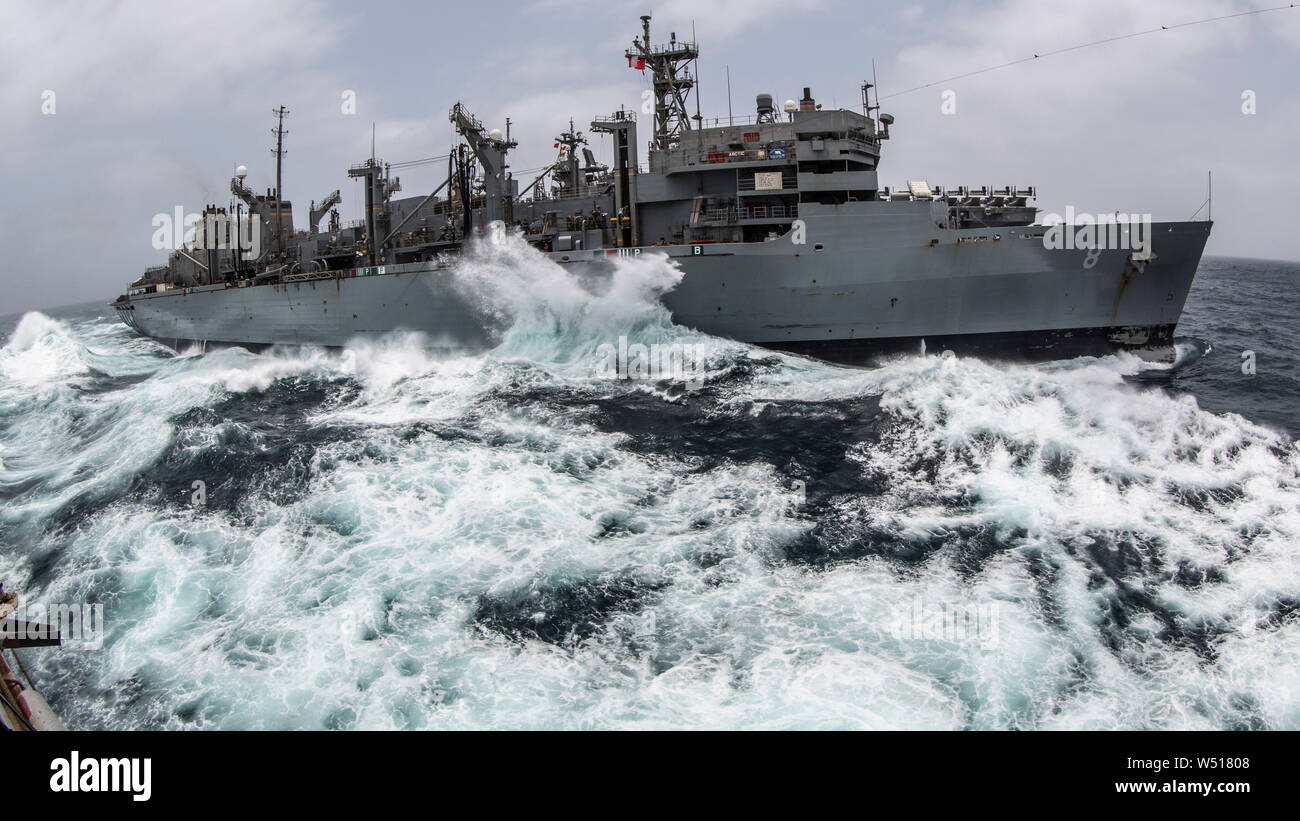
[
  {"x1": 0, "y1": 253, "x2": 1297, "y2": 730},
  {"x1": 1164, "y1": 257, "x2": 1299, "y2": 436}
]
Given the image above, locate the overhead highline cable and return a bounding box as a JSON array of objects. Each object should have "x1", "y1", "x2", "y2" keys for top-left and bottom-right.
[
  {"x1": 388, "y1": 153, "x2": 450, "y2": 170},
  {"x1": 880, "y1": 4, "x2": 1297, "y2": 100}
]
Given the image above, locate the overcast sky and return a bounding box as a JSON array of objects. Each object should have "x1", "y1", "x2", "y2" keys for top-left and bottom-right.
[{"x1": 1, "y1": 0, "x2": 1297, "y2": 315}]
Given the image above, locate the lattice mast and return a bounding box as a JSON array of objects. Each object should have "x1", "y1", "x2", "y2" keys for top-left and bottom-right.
[
  {"x1": 271, "y1": 105, "x2": 289, "y2": 256},
  {"x1": 627, "y1": 15, "x2": 699, "y2": 151}
]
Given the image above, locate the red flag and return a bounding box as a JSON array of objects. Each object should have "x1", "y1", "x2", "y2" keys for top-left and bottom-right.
[{"x1": 628, "y1": 55, "x2": 645, "y2": 70}]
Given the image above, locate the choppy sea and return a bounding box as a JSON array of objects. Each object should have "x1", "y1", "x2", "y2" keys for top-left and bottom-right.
[{"x1": 1, "y1": 240, "x2": 1297, "y2": 729}]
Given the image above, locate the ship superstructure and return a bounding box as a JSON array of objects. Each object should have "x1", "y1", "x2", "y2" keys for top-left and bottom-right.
[{"x1": 115, "y1": 15, "x2": 1211, "y2": 364}]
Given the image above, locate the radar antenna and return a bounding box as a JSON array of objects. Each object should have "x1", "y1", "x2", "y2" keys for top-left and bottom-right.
[{"x1": 627, "y1": 15, "x2": 698, "y2": 151}]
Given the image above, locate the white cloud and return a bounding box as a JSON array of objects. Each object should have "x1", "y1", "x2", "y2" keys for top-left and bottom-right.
[
  {"x1": 653, "y1": 0, "x2": 823, "y2": 38},
  {"x1": 889, "y1": 0, "x2": 1245, "y2": 101},
  {"x1": 1269, "y1": 3, "x2": 1300, "y2": 47},
  {"x1": 0, "y1": 0, "x2": 1295, "y2": 315},
  {"x1": 898, "y1": 4, "x2": 925, "y2": 24},
  {"x1": 0, "y1": 0, "x2": 344, "y2": 128},
  {"x1": 874, "y1": 0, "x2": 1299, "y2": 260}
]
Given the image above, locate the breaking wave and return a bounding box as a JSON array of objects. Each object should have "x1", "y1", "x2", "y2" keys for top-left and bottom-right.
[{"x1": 0, "y1": 236, "x2": 1297, "y2": 729}]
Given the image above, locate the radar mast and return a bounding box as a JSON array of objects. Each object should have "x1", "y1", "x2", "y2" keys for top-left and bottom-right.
[{"x1": 627, "y1": 15, "x2": 699, "y2": 151}]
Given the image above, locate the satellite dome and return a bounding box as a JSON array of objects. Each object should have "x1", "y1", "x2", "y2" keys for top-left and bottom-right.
[
  {"x1": 782, "y1": 99, "x2": 798, "y2": 113},
  {"x1": 489, "y1": 128, "x2": 503, "y2": 141},
  {"x1": 235, "y1": 165, "x2": 248, "y2": 179}
]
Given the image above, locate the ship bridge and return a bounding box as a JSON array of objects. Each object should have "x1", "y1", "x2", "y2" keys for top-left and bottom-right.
[{"x1": 628, "y1": 85, "x2": 893, "y2": 244}]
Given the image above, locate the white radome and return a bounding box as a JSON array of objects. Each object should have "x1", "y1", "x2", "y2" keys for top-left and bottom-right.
[
  {"x1": 235, "y1": 165, "x2": 248, "y2": 179},
  {"x1": 489, "y1": 128, "x2": 503, "y2": 141},
  {"x1": 782, "y1": 100, "x2": 797, "y2": 112}
]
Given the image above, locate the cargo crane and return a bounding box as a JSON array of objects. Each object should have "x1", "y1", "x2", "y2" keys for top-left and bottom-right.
[
  {"x1": 309, "y1": 190, "x2": 341, "y2": 235},
  {"x1": 449, "y1": 102, "x2": 518, "y2": 226}
]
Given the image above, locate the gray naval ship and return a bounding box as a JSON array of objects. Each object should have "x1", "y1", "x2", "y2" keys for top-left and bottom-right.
[{"x1": 114, "y1": 15, "x2": 1212, "y2": 365}]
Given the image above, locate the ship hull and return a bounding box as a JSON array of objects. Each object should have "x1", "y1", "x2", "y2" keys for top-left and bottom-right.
[
  {"x1": 117, "y1": 206, "x2": 1212, "y2": 365},
  {"x1": 762, "y1": 322, "x2": 1177, "y2": 365}
]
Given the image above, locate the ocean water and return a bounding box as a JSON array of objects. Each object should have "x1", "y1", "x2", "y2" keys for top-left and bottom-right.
[{"x1": 1, "y1": 237, "x2": 1297, "y2": 730}]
